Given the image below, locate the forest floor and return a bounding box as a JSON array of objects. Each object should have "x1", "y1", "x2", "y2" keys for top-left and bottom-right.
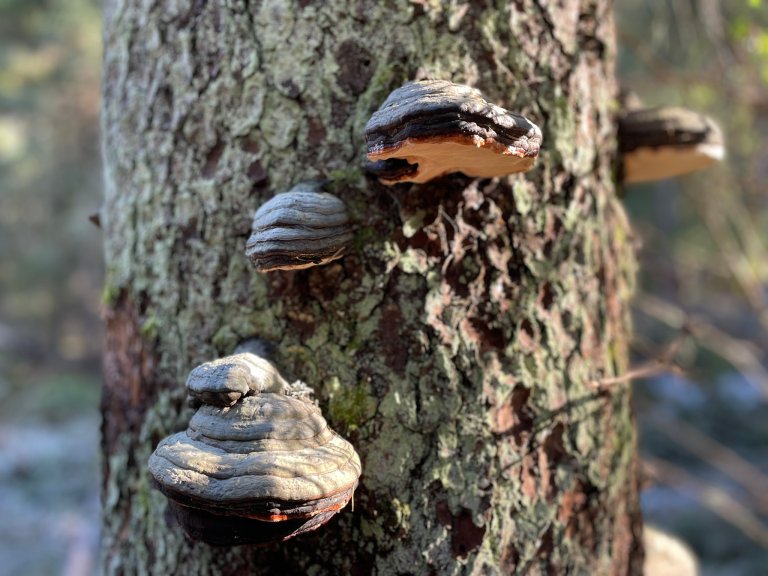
[{"x1": 0, "y1": 374, "x2": 100, "y2": 576}]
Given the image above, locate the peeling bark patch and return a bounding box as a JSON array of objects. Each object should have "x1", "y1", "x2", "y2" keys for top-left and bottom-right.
[
  {"x1": 518, "y1": 317, "x2": 537, "y2": 351},
  {"x1": 501, "y1": 542, "x2": 521, "y2": 573},
  {"x1": 493, "y1": 384, "x2": 534, "y2": 444},
  {"x1": 435, "y1": 499, "x2": 452, "y2": 527},
  {"x1": 286, "y1": 310, "x2": 316, "y2": 342},
  {"x1": 240, "y1": 138, "x2": 260, "y2": 154},
  {"x1": 542, "y1": 422, "x2": 566, "y2": 463},
  {"x1": 451, "y1": 508, "x2": 486, "y2": 559},
  {"x1": 278, "y1": 78, "x2": 300, "y2": 99},
  {"x1": 559, "y1": 480, "x2": 591, "y2": 541},
  {"x1": 308, "y1": 263, "x2": 345, "y2": 306},
  {"x1": 538, "y1": 281, "x2": 554, "y2": 310},
  {"x1": 247, "y1": 159, "x2": 267, "y2": 184},
  {"x1": 377, "y1": 302, "x2": 406, "y2": 374},
  {"x1": 152, "y1": 86, "x2": 173, "y2": 131},
  {"x1": 350, "y1": 554, "x2": 377, "y2": 576},
  {"x1": 536, "y1": 525, "x2": 555, "y2": 569},
  {"x1": 335, "y1": 39, "x2": 375, "y2": 96},
  {"x1": 541, "y1": 422, "x2": 567, "y2": 499},
  {"x1": 435, "y1": 502, "x2": 486, "y2": 560},
  {"x1": 202, "y1": 142, "x2": 225, "y2": 178},
  {"x1": 465, "y1": 317, "x2": 504, "y2": 354},
  {"x1": 307, "y1": 116, "x2": 326, "y2": 146},
  {"x1": 179, "y1": 216, "x2": 200, "y2": 241},
  {"x1": 101, "y1": 292, "x2": 158, "y2": 454}
]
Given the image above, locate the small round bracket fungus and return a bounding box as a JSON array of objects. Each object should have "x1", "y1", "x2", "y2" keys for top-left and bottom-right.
[
  {"x1": 619, "y1": 107, "x2": 724, "y2": 184},
  {"x1": 364, "y1": 80, "x2": 542, "y2": 185},
  {"x1": 186, "y1": 352, "x2": 289, "y2": 407},
  {"x1": 245, "y1": 182, "x2": 353, "y2": 272},
  {"x1": 149, "y1": 392, "x2": 362, "y2": 546}
]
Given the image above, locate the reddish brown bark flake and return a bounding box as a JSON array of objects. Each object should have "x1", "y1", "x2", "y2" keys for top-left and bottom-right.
[
  {"x1": 434, "y1": 501, "x2": 487, "y2": 560},
  {"x1": 101, "y1": 292, "x2": 157, "y2": 452}
]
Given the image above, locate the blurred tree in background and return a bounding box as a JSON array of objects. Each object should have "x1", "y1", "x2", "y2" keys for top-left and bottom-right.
[
  {"x1": 0, "y1": 2, "x2": 103, "y2": 573},
  {"x1": 0, "y1": 1, "x2": 766, "y2": 574},
  {"x1": 617, "y1": 2, "x2": 768, "y2": 575},
  {"x1": 0, "y1": 0, "x2": 102, "y2": 419},
  {"x1": 620, "y1": 0, "x2": 768, "y2": 327}
]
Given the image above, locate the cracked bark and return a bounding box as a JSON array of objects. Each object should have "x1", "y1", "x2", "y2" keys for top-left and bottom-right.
[{"x1": 100, "y1": 0, "x2": 643, "y2": 574}]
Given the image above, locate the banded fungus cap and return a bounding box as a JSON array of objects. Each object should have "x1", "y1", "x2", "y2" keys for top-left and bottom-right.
[
  {"x1": 149, "y1": 357, "x2": 361, "y2": 546},
  {"x1": 365, "y1": 80, "x2": 542, "y2": 184},
  {"x1": 186, "y1": 352, "x2": 289, "y2": 407},
  {"x1": 245, "y1": 182, "x2": 353, "y2": 272},
  {"x1": 619, "y1": 106, "x2": 724, "y2": 184}
]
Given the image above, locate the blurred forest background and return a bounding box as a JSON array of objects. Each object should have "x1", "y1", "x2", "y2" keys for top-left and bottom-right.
[{"x1": 0, "y1": 1, "x2": 766, "y2": 575}]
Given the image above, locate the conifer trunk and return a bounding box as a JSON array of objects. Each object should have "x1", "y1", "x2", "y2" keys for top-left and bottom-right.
[{"x1": 100, "y1": 1, "x2": 642, "y2": 573}]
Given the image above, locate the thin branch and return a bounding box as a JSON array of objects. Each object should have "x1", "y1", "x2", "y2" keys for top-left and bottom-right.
[
  {"x1": 588, "y1": 362, "x2": 683, "y2": 391},
  {"x1": 589, "y1": 335, "x2": 686, "y2": 390}
]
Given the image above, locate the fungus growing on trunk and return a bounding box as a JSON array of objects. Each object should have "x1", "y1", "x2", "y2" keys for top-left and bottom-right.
[
  {"x1": 149, "y1": 353, "x2": 362, "y2": 546},
  {"x1": 186, "y1": 352, "x2": 289, "y2": 407},
  {"x1": 619, "y1": 107, "x2": 724, "y2": 183},
  {"x1": 245, "y1": 182, "x2": 353, "y2": 272},
  {"x1": 364, "y1": 80, "x2": 542, "y2": 184}
]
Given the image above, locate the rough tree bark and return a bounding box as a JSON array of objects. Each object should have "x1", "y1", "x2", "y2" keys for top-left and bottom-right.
[{"x1": 100, "y1": 0, "x2": 642, "y2": 574}]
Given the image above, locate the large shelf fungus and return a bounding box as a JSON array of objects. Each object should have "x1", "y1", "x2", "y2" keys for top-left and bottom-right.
[
  {"x1": 245, "y1": 182, "x2": 353, "y2": 272},
  {"x1": 149, "y1": 352, "x2": 362, "y2": 546},
  {"x1": 364, "y1": 80, "x2": 542, "y2": 184},
  {"x1": 619, "y1": 106, "x2": 724, "y2": 184}
]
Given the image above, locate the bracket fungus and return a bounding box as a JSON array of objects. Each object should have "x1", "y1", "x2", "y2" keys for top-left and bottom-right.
[
  {"x1": 186, "y1": 352, "x2": 289, "y2": 407},
  {"x1": 364, "y1": 80, "x2": 542, "y2": 184},
  {"x1": 149, "y1": 352, "x2": 362, "y2": 546},
  {"x1": 619, "y1": 107, "x2": 724, "y2": 184},
  {"x1": 245, "y1": 182, "x2": 353, "y2": 272}
]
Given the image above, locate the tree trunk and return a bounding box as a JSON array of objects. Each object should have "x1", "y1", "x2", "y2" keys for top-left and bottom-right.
[{"x1": 100, "y1": 1, "x2": 642, "y2": 574}]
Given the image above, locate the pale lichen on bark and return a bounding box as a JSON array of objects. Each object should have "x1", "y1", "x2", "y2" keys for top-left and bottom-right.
[{"x1": 101, "y1": 0, "x2": 641, "y2": 574}]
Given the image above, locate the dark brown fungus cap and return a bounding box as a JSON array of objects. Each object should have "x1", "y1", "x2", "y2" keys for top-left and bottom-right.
[
  {"x1": 365, "y1": 80, "x2": 543, "y2": 184},
  {"x1": 245, "y1": 182, "x2": 353, "y2": 272},
  {"x1": 186, "y1": 352, "x2": 288, "y2": 407},
  {"x1": 619, "y1": 107, "x2": 724, "y2": 184},
  {"x1": 149, "y1": 359, "x2": 361, "y2": 546}
]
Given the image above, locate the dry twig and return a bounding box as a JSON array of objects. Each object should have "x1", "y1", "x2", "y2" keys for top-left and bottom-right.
[{"x1": 589, "y1": 334, "x2": 686, "y2": 391}]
